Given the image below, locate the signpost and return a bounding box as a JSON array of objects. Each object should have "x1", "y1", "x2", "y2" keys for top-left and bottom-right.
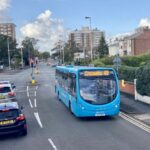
[{"x1": 113, "y1": 54, "x2": 122, "y2": 75}]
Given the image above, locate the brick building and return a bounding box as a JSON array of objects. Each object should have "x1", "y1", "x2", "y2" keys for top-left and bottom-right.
[
  {"x1": 131, "y1": 27, "x2": 150, "y2": 55},
  {"x1": 109, "y1": 26, "x2": 150, "y2": 56}
]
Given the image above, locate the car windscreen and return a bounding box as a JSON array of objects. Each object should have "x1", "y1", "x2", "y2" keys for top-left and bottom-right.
[
  {"x1": 0, "y1": 86, "x2": 11, "y2": 93},
  {"x1": 79, "y1": 70, "x2": 117, "y2": 105},
  {"x1": 0, "y1": 109, "x2": 19, "y2": 120}
]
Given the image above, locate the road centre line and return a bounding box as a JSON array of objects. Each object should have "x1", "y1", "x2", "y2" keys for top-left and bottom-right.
[
  {"x1": 119, "y1": 112, "x2": 150, "y2": 133},
  {"x1": 28, "y1": 99, "x2": 33, "y2": 108},
  {"x1": 34, "y1": 98, "x2": 37, "y2": 108},
  {"x1": 34, "y1": 91, "x2": 36, "y2": 97},
  {"x1": 34, "y1": 112, "x2": 43, "y2": 128},
  {"x1": 48, "y1": 138, "x2": 58, "y2": 150},
  {"x1": 36, "y1": 86, "x2": 38, "y2": 90},
  {"x1": 27, "y1": 86, "x2": 29, "y2": 91},
  {"x1": 27, "y1": 92, "x2": 29, "y2": 97}
]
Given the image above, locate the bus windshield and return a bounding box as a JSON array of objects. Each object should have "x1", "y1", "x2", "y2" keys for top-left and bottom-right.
[{"x1": 79, "y1": 70, "x2": 117, "y2": 105}]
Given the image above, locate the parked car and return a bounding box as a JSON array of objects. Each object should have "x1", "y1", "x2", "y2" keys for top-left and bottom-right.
[
  {"x1": 0, "y1": 83, "x2": 16, "y2": 100},
  {"x1": 0, "y1": 81, "x2": 16, "y2": 90},
  {"x1": 0, "y1": 101, "x2": 27, "y2": 136}
]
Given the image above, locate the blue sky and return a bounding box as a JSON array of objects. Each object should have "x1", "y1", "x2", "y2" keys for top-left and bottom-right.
[
  {"x1": 9, "y1": 0, "x2": 150, "y2": 36},
  {"x1": 0, "y1": 0, "x2": 150, "y2": 51}
]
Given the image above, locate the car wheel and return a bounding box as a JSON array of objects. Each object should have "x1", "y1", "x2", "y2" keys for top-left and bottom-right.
[{"x1": 22, "y1": 129, "x2": 27, "y2": 136}]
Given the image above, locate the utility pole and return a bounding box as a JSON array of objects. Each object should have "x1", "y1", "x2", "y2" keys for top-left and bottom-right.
[
  {"x1": 21, "y1": 47, "x2": 24, "y2": 68},
  {"x1": 85, "y1": 16, "x2": 93, "y2": 61},
  {"x1": 7, "y1": 38, "x2": 11, "y2": 70}
]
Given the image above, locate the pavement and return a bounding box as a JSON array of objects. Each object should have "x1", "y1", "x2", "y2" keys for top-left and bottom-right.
[
  {"x1": 0, "y1": 63, "x2": 149, "y2": 150},
  {"x1": 121, "y1": 93, "x2": 150, "y2": 126}
]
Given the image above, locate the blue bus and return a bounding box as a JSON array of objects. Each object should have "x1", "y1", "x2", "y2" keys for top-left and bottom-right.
[{"x1": 55, "y1": 66, "x2": 120, "y2": 117}]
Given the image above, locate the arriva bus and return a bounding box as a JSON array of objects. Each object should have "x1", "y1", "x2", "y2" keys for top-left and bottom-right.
[{"x1": 55, "y1": 66, "x2": 120, "y2": 117}]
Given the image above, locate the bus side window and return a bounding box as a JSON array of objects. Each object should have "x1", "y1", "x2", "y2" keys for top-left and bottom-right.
[
  {"x1": 72, "y1": 76, "x2": 76, "y2": 97},
  {"x1": 68, "y1": 74, "x2": 76, "y2": 97}
]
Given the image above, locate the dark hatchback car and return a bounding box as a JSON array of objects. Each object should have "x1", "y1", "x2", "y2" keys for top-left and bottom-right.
[{"x1": 0, "y1": 102, "x2": 27, "y2": 136}]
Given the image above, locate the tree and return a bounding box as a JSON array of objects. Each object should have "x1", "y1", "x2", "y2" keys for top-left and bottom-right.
[
  {"x1": 0, "y1": 34, "x2": 17, "y2": 66},
  {"x1": 97, "y1": 34, "x2": 108, "y2": 58},
  {"x1": 21, "y1": 37, "x2": 39, "y2": 65},
  {"x1": 63, "y1": 40, "x2": 80, "y2": 63},
  {"x1": 41, "y1": 52, "x2": 50, "y2": 60}
]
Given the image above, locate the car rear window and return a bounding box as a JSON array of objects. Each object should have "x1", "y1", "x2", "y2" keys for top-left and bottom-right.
[
  {"x1": 0, "y1": 109, "x2": 19, "y2": 120},
  {"x1": 0, "y1": 87, "x2": 11, "y2": 93}
]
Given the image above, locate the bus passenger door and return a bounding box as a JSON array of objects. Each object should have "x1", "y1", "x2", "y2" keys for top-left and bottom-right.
[{"x1": 68, "y1": 74, "x2": 77, "y2": 113}]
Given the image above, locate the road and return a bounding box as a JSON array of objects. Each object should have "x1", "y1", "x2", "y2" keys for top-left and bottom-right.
[{"x1": 0, "y1": 63, "x2": 150, "y2": 150}]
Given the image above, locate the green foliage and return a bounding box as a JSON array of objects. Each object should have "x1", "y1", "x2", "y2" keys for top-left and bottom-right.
[
  {"x1": 118, "y1": 66, "x2": 137, "y2": 82},
  {"x1": 100, "y1": 57, "x2": 114, "y2": 65},
  {"x1": 41, "y1": 52, "x2": 50, "y2": 60},
  {"x1": 121, "y1": 56, "x2": 141, "y2": 67},
  {"x1": 97, "y1": 34, "x2": 108, "y2": 58},
  {"x1": 22, "y1": 37, "x2": 39, "y2": 65},
  {"x1": 0, "y1": 34, "x2": 17, "y2": 66},
  {"x1": 136, "y1": 63, "x2": 150, "y2": 96},
  {"x1": 64, "y1": 40, "x2": 80, "y2": 63},
  {"x1": 74, "y1": 58, "x2": 91, "y2": 66},
  {"x1": 92, "y1": 59, "x2": 105, "y2": 67},
  {"x1": 121, "y1": 54, "x2": 150, "y2": 67}
]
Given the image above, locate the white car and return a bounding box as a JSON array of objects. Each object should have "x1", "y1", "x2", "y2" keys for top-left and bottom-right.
[
  {"x1": 0, "y1": 83, "x2": 16, "y2": 100},
  {"x1": 0, "y1": 81, "x2": 16, "y2": 90}
]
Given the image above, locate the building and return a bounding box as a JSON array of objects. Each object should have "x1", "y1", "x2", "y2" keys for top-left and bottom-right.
[
  {"x1": 69, "y1": 27, "x2": 104, "y2": 58},
  {"x1": 109, "y1": 26, "x2": 150, "y2": 56},
  {"x1": 131, "y1": 27, "x2": 150, "y2": 55},
  {"x1": 0, "y1": 23, "x2": 16, "y2": 40}
]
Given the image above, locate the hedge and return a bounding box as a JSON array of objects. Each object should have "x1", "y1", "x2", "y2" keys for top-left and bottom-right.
[
  {"x1": 136, "y1": 63, "x2": 150, "y2": 96},
  {"x1": 118, "y1": 66, "x2": 137, "y2": 82}
]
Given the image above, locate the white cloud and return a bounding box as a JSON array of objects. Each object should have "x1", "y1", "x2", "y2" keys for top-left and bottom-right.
[
  {"x1": 20, "y1": 10, "x2": 65, "y2": 52},
  {"x1": 0, "y1": 0, "x2": 11, "y2": 21},
  {"x1": 139, "y1": 18, "x2": 150, "y2": 27},
  {"x1": 0, "y1": 0, "x2": 10, "y2": 11}
]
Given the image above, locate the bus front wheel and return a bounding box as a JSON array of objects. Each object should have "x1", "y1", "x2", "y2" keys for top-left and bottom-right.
[
  {"x1": 69, "y1": 101, "x2": 73, "y2": 114},
  {"x1": 57, "y1": 92, "x2": 61, "y2": 101}
]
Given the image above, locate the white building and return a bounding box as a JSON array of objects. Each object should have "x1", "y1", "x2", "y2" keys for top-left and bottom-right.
[
  {"x1": 69, "y1": 27, "x2": 104, "y2": 57},
  {"x1": 0, "y1": 23, "x2": 16, "y2": 40}
]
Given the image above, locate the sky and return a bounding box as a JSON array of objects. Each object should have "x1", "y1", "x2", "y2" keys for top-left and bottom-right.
[{"x1": 1, "y1": 0, "x2": 150, "y2": 51}]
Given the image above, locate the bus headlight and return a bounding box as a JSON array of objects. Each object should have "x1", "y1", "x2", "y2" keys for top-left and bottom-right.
[
  {"x1": 115, "y1": 105, "x2": 118, "y2": 108},
  {"x1": 79, "y1": 103, "x2": 85, "y2": 110}
]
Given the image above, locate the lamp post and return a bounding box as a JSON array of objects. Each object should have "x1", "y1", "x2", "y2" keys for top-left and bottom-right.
[
  {"x1": 21, "y1": 46, "x2": 24, "y2": 68},
  {"x1": 85, "y1": 16, "x2": 93, "y2": 61},
  {"x1": 7, "y1": 37, "x2": 11, "y2": 70}
]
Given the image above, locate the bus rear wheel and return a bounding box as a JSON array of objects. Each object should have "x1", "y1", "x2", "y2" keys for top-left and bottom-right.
[{"x1": 57, "y1": 92, "x2": 61, "y2": 101}]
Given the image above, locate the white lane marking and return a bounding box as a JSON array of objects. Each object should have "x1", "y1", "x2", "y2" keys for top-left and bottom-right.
[
  {"x1": 27, "y1": 92, "x2": 29, "y2": 97},
  {"x1": 119, "y1": 112, "x2": 150, "y2": 133},
  {"x1": 34, "y1": 112, "x2": 43, "y2": 128},
  {"x1": 28, "y1": 99, "x2": 33, "y2": 108},
  {"x1": 34, "y1": 91, "x2": 36, "y2": 97},
  {"x1": 34, "y1": 98, "x2": 37, "y2": 108},
  {"x1": 134, "y1": 114, "x2": 150, "y2": 120},
  {"x1": 27, "y1": 86, "x2": 29, "y2": 91},
  {"x1": 48, "y1": 138, "x2": 58, "y2": 150},
  {"x1": 36, "y1": 86, "x2": 38, "y2": 90}
]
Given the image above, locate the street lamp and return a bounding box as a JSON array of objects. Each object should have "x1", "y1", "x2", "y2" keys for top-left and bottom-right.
[
  {"x1": 20, "y1": 46, "x2": 24, "y2": 68},
  {"x1": 7, "y1": 37, "x2": 11, "y2": 70},
  {"x1": 85, "y1": 16, "x2": 93, "y2": 61}
]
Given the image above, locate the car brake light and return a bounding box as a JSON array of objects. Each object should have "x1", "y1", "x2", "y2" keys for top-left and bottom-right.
[
  {"x1": 8, "y1": 92, "x2": 15, "y2": 97},
  {"x1": 2, "y1": 109, "x2": 9, "y2": 112},
  {"x1": 17, "y1": 114, "x2": 25, "y2": 121}
]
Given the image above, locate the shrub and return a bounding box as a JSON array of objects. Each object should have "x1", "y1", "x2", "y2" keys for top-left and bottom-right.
[
  {"x1": 100, "y1": 56, "x2": 114, "y2": 65},
  {"x1": 92, "y1": 59, "x2": 105, "y2": 67},
  {"x1": 136, "y1": 63, "x2": 150, "y2": 96},
  {"x1": 121, "y1": 56, "x2": 141, "y2": 67},
  {"x1": 118, "y1": 66, "x2": 137, "y2": 82}
]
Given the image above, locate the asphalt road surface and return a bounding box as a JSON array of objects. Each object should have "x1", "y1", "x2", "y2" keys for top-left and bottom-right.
[{"x1": 0, "y1": 63, "x2": 149, "y2": 150}]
